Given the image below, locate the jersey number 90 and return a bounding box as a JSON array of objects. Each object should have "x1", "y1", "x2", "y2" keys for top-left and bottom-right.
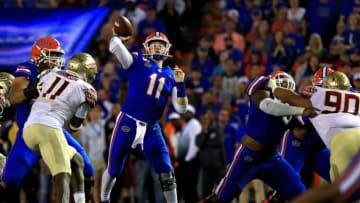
[{"x1": 324, "y1": 91, "x2": 360, "y2": 114}]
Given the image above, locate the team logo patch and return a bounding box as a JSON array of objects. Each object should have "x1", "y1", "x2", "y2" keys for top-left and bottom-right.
[
  {"x1": 244, "y1": 155, "x2": 253, "y2": 162},
  {"x1": 292, "y1": 140, "x2": 301, "y2": 147},
  {"x1": 144, "y1": 63, "x2": 152, "y2": 68},
  {"x1": 121, "y1": 125, "x2": 131, "y2": 132}
]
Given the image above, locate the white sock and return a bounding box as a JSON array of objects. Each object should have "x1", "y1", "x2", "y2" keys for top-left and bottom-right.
[
  {"x1": 163, "y1": 189, "x2": 178, "y2": 203},
  {"x1": 100, "y1": 170, "x2": 116, "y2": 201},
  {"x1": 73, "y1": 192, "x2": 85, "y2": 203}
]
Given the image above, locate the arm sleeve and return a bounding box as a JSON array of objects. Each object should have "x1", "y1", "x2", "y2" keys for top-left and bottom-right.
[
  {"x1": 259, "y1": 98, "x2": 305, "y2": 116},
  {"x1": 171, "y1": 87, "x2": 187, "y2": 114},
  {"x1": 109, "y1": 36, "x2": 134, "y2": 69}
]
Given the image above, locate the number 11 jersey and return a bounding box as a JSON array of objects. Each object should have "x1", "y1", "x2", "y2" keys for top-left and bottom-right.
[
  {"x1": 24, "y1": 70, "x2": 94, "y2": 129},
  {"x1": 310, "y1": 87, "x2": 360, "y2": 147},
  {"x1": 121, "y1": 52, "x2": 176, "y2": 124}
]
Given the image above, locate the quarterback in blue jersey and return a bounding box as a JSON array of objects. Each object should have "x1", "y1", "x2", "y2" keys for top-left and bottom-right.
[
  {"x1": 100, "y1": 31, "x2": 188, "y2": 203},
  {"x1": 279, "y1": 67, "x2": 334, "y2": 182},
  {"x1": 0, "y1": 37, "x2": 95, "y2": 202},
  {"x1": 203, "y1": 71, "x2": 317, "y2": 202}
]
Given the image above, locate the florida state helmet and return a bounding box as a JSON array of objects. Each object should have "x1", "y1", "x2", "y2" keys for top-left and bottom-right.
[
  {"x1": 66, "y1": 53, "x2": 98, "y2": 83},
  {"x1": 0, "y1": 72, "x2": 15, "y2": 109},
  {"x1": 323, "y1": 71, "x2": 351, "y2": 91},
  {"x1": 312, "y1": 67, "x2": 334, "y2": 86},
  {"x1": 143, "y1": 32, "x2": 172, "y2": 60},
  {"x1": 31, "y1": 37, "x2": 65, "y2": 69},
  {"x1": 269, "y1": 71, "x2": 296, "y2": 92}
]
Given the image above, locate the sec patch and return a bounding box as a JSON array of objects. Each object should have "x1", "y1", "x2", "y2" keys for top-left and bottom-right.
[{"x1": 121, "y1": 125, "x2": 131, "y2": 132}]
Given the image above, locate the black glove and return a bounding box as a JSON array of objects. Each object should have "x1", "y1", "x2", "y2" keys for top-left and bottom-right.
[{"x1": 24, "y1": 78, "x2": 39, "y2": 100}]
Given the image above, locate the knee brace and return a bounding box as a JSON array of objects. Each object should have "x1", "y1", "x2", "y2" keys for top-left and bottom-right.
[{"x1": 158, "y1": 171, "x2": 176, "y2": 191}]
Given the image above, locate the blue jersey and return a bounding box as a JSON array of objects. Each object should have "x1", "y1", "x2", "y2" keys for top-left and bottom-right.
[
  {"x1": 122, "y1": 52, "x2": 176, "y2": 124},
  {"x1": 245, "y1": 76, "x2": 288, "y2": 145},
  {"x1": 13, "y1": 62, "x2": 38, "y2": 132}
]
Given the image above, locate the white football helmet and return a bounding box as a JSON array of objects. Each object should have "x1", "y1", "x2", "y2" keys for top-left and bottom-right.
[{"x1": 269, "y1": 71, "x2": 296, "y2": 92}]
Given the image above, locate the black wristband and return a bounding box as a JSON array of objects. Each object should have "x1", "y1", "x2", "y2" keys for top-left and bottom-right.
[{"x1": 23, "y1": 80, "x2": 39, "y2": 99}]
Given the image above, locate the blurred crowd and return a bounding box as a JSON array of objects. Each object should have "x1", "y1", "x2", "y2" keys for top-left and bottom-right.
[{"x1": 3, "y1": 0, "x2": 360, "y2": 202}]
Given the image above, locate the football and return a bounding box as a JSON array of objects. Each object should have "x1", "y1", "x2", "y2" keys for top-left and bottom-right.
[{"x1": 114, "y1": 16, "x2": 133, "y2": 38}]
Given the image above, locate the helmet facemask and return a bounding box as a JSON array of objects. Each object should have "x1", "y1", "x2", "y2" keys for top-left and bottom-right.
[
  {"x1": 270, "y1": 72, "x2": 296, "y2": 92},
  {"x1": 144, "y1": 40, "x2": 171, "y2": 60},
  {"x1": 143, "y1": 32, "x2": 172, "y2": 61},
  {"x1": 37, "y1": 48, "x2": 65, "y2": 71}
]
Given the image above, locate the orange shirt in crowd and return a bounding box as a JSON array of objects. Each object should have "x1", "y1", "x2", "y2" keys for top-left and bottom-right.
[
  {"x1": 244, "y1": 64, "x2": 267, "y2": 78},
  {"x1": 213, "y1": 32, "x2": 246, "y2": 54}
]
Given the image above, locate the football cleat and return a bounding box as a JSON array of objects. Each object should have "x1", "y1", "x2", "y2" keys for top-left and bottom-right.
[
  {"x1": 66, "y1": 52, "x2": 98, "y2": 83},
  {"x1": 322, "y1": 71, "x2": 351, "y2": 91},
  {"x1": 143, "y1": 32, "x2": 172, "y2": 60},
  {"x1": 312, "y1": 67, "x2": 334, "y2": 86},
  {"x1": 31, "y1": 37, "x2": 65, "y2": 69}
]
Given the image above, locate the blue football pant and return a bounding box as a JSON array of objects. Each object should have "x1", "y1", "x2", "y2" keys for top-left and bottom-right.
[
  {"x1": 1, "y1": 129, "x2": 94, "y2": 186},
  {"x1": 107, "y1": 112, "x2": 172, "y2": 177},
  {"x1": 280, "y1": 130, "x2": 330, "y2": 182},
  {"x1": 214, "y1": 144, "x2": 306, "y2": 202}
]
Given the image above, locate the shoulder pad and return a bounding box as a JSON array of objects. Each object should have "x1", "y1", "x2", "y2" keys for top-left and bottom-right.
[
  {"x1": 84, "y1": 88, "x2": 97, "y2": 108},
  {"x1": 246, "y1": 76, "x2": 269, "y2": 96},
  {"x1": 14, "y1": 62, "x2": 35, "y2": 77}
]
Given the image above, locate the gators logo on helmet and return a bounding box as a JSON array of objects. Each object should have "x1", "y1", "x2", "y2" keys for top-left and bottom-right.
[
  {"x1": 31, "y1": 37, "x2": 65, "y2": 69},
  {"x1": 312, "y1": 67, "x2": 334, "y2": 86}
]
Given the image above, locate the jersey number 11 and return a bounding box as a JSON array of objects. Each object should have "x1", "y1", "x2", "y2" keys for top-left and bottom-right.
[{"x1": 146, "y1": 73, "x2": 166, "y2": 99}]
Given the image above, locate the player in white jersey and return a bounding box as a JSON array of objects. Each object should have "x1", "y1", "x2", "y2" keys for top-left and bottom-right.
[
  {"x1": 309, "y1": 72, "x2": 360, "y2": 180},
  {"x1": 22, "y1": 52, "x2": 98, "y2": 203},
  {"x1": 0, "y1": 72, "x2": 14, "y2": 175},
  {"x1": 274, "y1": 71, "x2": 360, "y2": 181}
]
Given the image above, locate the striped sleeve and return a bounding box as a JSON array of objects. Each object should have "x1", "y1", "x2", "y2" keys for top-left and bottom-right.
[
  {"x1": 246, "y1": 76, "x2": 269, "y2": 96},
  {"x1": 14, "y1": 65, "x2": 31, "y2": 77}
]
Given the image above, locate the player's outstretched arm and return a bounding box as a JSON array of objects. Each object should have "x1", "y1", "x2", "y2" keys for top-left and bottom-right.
[
  {"x1": 274, "y1": 88, "x2": 313, "y2": 109},
  {"x1": 252, "y1": 88, "x2": 314, "y2": 117},
  {"x1": 9, "y1": 76, "x2": 30, "y2": 105},
  {"x1": 109, "y1": 28, "x2": 133, "y2": 69},
  {"x1": 172, "y1": 66, "x2": 188, "y2": 113}
]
